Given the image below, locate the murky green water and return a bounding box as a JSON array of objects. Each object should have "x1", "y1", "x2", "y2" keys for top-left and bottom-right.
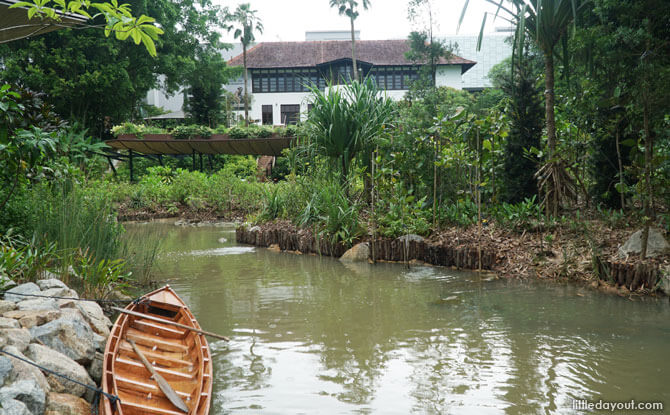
[{"x1": 125, "y1": 222, "x2": 670, "y2": 415}]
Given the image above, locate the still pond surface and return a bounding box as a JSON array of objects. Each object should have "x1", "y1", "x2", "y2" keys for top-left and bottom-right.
[{"x1": 125, "y1": 222, "x2": 670, "y2": 415}]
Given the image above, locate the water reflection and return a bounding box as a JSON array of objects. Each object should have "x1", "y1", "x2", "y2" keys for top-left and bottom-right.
[{"x1": 125, "y1": 223, "x2": 670, "y2": 414}]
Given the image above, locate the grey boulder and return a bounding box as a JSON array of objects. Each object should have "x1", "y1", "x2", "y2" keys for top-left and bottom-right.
[
  {"x1": 0, "y1": 379, "x2": 46, "y2": 414},
  {"x1": 3, "y1": 284, "x2": 40, "y2": 303},
  {"x1": 29, "y1": 313, "x2": 96, "y2": 365},
  {"x1": 25, "y1": 345, "x2": 95, "y2": 401},
  {"x1": 0, "y1": 398, "x2": 32, "y2": 415}
]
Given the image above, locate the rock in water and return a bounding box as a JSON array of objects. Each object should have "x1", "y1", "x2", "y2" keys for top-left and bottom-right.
[
  {"x1": 339, "y1": 243, "x2": 370, "y2": 263},
  {"x1": 618, "y1": 228, "x2": 670, "y2": 258},
  {"x1": 25, "y1": 344, "x2": 96, "y2": 400},
  {"x1": 0, "y1": 379, "x2": 47, "y2": 414}
]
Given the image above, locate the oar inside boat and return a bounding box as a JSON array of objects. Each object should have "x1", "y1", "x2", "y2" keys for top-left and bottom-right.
[{"x1": 128, "y1": 339, "x2": 189, "y2": 413}]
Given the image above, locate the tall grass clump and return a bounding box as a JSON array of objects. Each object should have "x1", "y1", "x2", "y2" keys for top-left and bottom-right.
[
  {"x1": 118, "y1": 225, "x2": 164, "y2": 286},
  {"x1": 30, "y1": 183, "x2": 123, "y2": 268},
  {"x1": 296, "y1": 180, "x2": 363, "y2": 247}
]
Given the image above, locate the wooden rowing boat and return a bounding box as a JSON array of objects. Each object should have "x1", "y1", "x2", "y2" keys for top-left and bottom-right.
[{"x1": 101, "y1": 285, "x2": 212, "y2": 415}]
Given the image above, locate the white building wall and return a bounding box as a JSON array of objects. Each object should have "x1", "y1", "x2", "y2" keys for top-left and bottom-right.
[
  {"x1": 239, "y1": 65, "x2": 466, "y2": 123},
  {"x1": 248, "y1": 91, "x2": 313, "y2": 124},
  {"x1": 443, "y1": 33, "x2": 512, "y2": 89},
  {"x1": 145, "y1": 75, "x2": 184, "y2": 113},
  {"x1": 435, "y1": 66, "x2": 463, "y2": 89}
]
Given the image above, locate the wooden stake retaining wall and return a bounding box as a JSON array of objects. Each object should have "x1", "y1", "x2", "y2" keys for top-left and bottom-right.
[
  {"x1": 370, "y1": 238, "x2": 496, "y2": 270},
  {"x1": 236, "y1": 226, "x2": 348, "y2": 257},
  {"x1": 236, "y1": 226, "x2": 496, "y2": 270},
  {"x1": 595, "y1": 259, "x2": 660, "y2": 291}
]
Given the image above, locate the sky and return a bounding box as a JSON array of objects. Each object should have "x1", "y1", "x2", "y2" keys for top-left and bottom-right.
[{"x1": 216, "y1": 0, "x2": 512, "y2": 43}]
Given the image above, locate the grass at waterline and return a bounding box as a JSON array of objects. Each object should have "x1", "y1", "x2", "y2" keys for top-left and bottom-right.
[{"x1": 0, "y1": 181, "x2": 163, "y2": 296}]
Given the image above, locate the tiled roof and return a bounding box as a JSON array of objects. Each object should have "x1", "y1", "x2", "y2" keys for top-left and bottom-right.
[{"x1": 228, "y1": 40, "x2": 476, "y2": 73}]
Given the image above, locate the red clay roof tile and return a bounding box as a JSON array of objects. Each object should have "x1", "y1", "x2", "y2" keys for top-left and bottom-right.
[{"x1": 228, "y1": 40, "x2": 476, "y2": 72}]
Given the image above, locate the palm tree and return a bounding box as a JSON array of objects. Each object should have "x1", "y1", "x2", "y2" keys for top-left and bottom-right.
[
  {"x1": 226, "y1": 4, "x2": 263, "y2": 125},
  {"x1": 329, "y1": 0, "x2": 370, "y2": 82},
  {"x1": 461, "y1": 0, "x2": 588, "y2": 215}
]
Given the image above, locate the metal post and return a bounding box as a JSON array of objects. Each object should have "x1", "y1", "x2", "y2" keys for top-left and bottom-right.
[
  {"x1": 129, "y1": 149, "x2": 134, "y2": 182},
  {"x1": 158, "y1": 155, "x2": 164, "y2": 166},
  {"x1": 192, "y1": 150, "x2": 196, "y2": 171},
  {"x1": 199, "y1": 153, "x2": 203, "y2": 171},
  {"x1": 106, "y1": 156, "x2": 117, "y2": 177},
  {"x1": 208, "y1": 155, "x2": 214, "y2": 171}
]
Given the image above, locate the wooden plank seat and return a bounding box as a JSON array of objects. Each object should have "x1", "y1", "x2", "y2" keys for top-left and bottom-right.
[
  {"x1": 118, "y1": 342, "x2": 193, "y2": 369},
  {"x1": 125, "y1": 328, "x2": 189, "y2": 353},
  {"x1": 131, "y1": 319, "x2": 187, "y2": 339},
  {"x1": 115, "y1": 374, "x2": 192, "y2": 400}
]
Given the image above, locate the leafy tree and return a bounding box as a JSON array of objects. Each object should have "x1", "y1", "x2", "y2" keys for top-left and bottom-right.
[
  {"x1": 569, "y1": 0, "x2": 670, "y2": 256},
  {"x1": 329, "y1": 0, "x2": 370, "y2": 82},
  {"x1": 493, "y1": 53, "x2": 544, "y2": 203},
  {"x1": 226, "y1": 3, "x2": 263, "y2": 126},
  {"x1": 9, "y1": 0, "x2": 163, "y2": 56},
  {"x1": 462, "y1": 0, "x2": 590, "y2": 216},
  {"x1": 184, "y1": 52, "x2": 241, "y2": 127},
  {"x1": 405, "y1": 0, "x2": 451, "y2": 86},
  {"x1": 0, "y1": 0, "x2": 228, "y2": 135}
]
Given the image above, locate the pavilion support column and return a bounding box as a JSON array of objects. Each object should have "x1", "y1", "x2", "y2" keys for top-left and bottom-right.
[
  {"x1": 199, "y1": 153, "x2": 203, "y2": 171},
  {"x1": 158, "y1": 155, "x2": 164, "y2": 166},
  {"x1": 208, "y1": 155, "x2": 214, "y2": 171},
  {"x1": 192, "y1": 150, "x2": 197, "y2": 171},
  {"x1": 129, "y1": 149, "x2": 134, "y2": 183},
  {"x1": 106, "y1": 156, "x2": 117, "y2": 177}
]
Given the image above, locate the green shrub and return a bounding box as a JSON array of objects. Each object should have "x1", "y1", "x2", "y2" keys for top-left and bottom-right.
[
  {"x1": 492, "y1": 196, "x2": 542, "y2": 231},
  {"x1": 293, "y1": 180, "x2": 363, "y2": 247},
  {"x1": 439, "y1": 199, "x2": 478, "y2": 227},
  {"x1": 73, "y1": 249, "x2": 130, "y2": 299},
  {"x1": 228, "y1": 125, "x2": 249, "y2": 139},
  {"x1": 220, "y1": 156, "x2": 257, "y2": 179},
  {"x1": 110, "y1": 123, "x2": 167, "y2": 138},
  {"x1": 377, "y1": 192, "x2": 431, "y2": 238},
  {"x1": 284, "y1": 124, "x2": 299, "y2": 137},
  {"x1": 213, "y1": 125, "x2": 229, "y2": 134},
  {"x1": 171, "y1": 125, "x2": 213, "y2": 139},
  {"x1": 0, "y1": 232, "x2": 58, "y2": 282}
]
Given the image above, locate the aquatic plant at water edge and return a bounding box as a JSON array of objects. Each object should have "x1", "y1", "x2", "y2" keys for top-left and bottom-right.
[{"x1": 73, "y1": 249, "x2": 131, "y2": 299}]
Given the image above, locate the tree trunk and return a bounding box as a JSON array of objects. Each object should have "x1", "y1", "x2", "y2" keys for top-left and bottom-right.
[
  {"x1": 243, "y1": 44, "x2": 249, "y2": 126},
  {"x1": 432, "y1": 136, "x2": 438, "y2": 229},
  {"x1": 350, "y1": 17, "x2": 358, "y2": 82},
  {"x1": 615, "y1": 122, "x2": 625, "y2": 210},
  {"x1": 544, "y1": 50, "x2": 558, "y2": 217},
  {"x1": 640, "y1": 84, "x2": 654, "y2": 259}
]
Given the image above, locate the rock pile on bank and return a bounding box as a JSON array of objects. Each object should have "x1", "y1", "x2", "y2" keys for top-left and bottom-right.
[{"x1": 0, "y1": 279, "x2": 112, "y2": 415}]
